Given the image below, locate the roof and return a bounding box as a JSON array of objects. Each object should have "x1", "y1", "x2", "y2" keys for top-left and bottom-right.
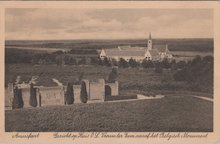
[
  {"x1": 118, "y1": 45, "x2": 131, "y2": 50},
  {"x1": 149, "y1": 33, "x2": 152, "y2": 40},
  {"x1": 105, "y1": 49, "x2": 146, "y2": 57},
  {"x1": 148, "y1": 49, "x2": 159, "y2": 57},
  {"x1": 118, "y1": 46, "x2": 147, "y2": 50},
  {"x1": 153, "y1": 45, "x2": 168, "y2": 53}
]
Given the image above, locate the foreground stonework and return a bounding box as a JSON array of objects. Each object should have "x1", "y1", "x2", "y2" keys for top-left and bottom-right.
[{"x1": 5, "y1": 79, "x2": 119, "y2": 109}]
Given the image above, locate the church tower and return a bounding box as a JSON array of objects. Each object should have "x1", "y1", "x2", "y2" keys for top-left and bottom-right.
[{"x1": 148, "y1": 33, "x2": 152, "y2": 50}]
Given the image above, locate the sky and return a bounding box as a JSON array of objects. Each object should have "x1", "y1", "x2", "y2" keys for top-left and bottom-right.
[{"x1": 5, "y1": 8, "x2": 213, "y2": 40}]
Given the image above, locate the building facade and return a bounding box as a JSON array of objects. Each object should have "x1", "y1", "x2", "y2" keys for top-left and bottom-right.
[{"x1": 100, "y1": 33, "x2": 173, "y2": 61}]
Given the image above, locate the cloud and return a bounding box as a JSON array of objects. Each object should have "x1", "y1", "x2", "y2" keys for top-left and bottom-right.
[{"x1": 5, "y1": 8, "x2": 213, "y2": 40}]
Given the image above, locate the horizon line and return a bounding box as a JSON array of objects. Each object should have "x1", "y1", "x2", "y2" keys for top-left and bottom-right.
[{"x1": 5, "y1": 37, "x2": 214, "y2": 41}]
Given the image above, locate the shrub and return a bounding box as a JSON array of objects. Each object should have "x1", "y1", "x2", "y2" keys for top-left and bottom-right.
[
  {"x1": 176, "y1": 60, "x2": 186, "y2": 69},
  {"x1": 129, "y1": 58, "x2": 138, "y2": 67},
  {"x1": 174, "y1": 56, "x2": 213, "y2": 93},
  {"x1": 29, "y1": 83, "x2": 37, "y2": 107},
  {"x1": 78, "y1": 58, "x2": 86, "y2": 65},
  {"x1": 77, "y1": 72, "x2": 84, "y2": 84},
  {"x1": 142, "y1": 59, "x2": 154, "y2": 68},
  {"x1": 80, "y1": 81, "x2": 88, "y2": 103},
  {"x1": 90, "y1": 57, "x2": 100, "y2": 65},
  {"x1": 161, "y1": 58, "x2": 170, "y2": 69},
  {"x1": 111, "y1": 58, "x2": 118, "y2": 66},
  {"x1": 12, "y1": 86, "x2": 23, "y2": 109},
  {"x1": 155, "y1": 62, "x2": 163, "y2": 74},
  {"x1": 119, "y1": 58, "x2": 129, "y2": 68},
  {"x1": 170, "y1": 59, "x2": 177, "y2": 71},
  {"x1": 55, "y1": 55, "x2": 64, "y2": 66},
  {"x1": 103, "y1": 57, "x2": 112, "y2": 67},
  {"x1": 65, "y1": 81, "x2": 74, "y2": 104},
  {"x1": 108, "y1": 67, "x2": 118, "y2": 83}
]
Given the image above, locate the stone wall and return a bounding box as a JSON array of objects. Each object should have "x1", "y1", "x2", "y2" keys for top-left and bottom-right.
[
  {"x1": 73, "y1": 85, "x2": 81, "y2": 103},
  {"x1": 21, "y1": 88, "x2": 32, "y2": 108},
  {"x1": 105, "y1": 81, "x2": 119, "y2": 96},
  {"x1": 6, "y1": 79, "x2": 119, "y2": 109},
  {"x1": 89, "y1": 79, "x2": 105, "y2": 101},
  {"x1": 38, "y1": 86, "x2": 65, "y2": 106}
]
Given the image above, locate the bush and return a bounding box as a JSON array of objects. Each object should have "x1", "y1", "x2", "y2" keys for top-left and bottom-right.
[
  {"x1": 142, "y1": 59, "x2": 154, "y2": 68},
  {"x1": 129, "y1": 58, "x2": 138, "y2": 67},
  {"x1": 119, "y1": 58, "x2": 129, "y2": 68},
  {"x1": 103, "y1": 57, "x2": 112, "y2": 67},
  {"x1": 80, "y1": 81, "x2": 88, "y2": 103},
  {"x1": 29, "y1": 83, "x2": 37, "y2": 107},
  {"x1": 155, "y1": 62, "x2": 163, "y2": 74},
  {"x1": 65, "y1": 81, "x2": 74, "y2": 104},
  {"x1": 170, "y1": 59, "x2": 177, "y2": 71},
  {"x1": 161, "y1": 58, "x2": 170, "y2": 69},
  {"x1": 174, "y1": 56, "x2": 213, "y2": 93},
  {"x1": 78, "y1": 58, "x2": 86, "y2": 65},
  {"x1": 108, "y1": 67, "x2": 118, "y2": 83},
  {"x1": 176, "y1": 60, "x2": 186, "y2": 69},
  {"x1": 111, "y1": 58, "x2": 118, "y2": 66},
  {"x1": 12, "y1": 86, "x2": 23, "y2": 109}
]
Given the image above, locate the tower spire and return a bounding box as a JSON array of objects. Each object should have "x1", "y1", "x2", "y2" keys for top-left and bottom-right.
[
  {"x1": 148, "y1": 32, "x2": 152, "y2": 50},
  {"x1": 149, "y1": 32, "x2": 152, "y2": 40}
]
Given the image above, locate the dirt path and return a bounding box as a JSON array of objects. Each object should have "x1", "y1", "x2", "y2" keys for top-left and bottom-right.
[{"x1": 192, "y1": 96, "x2": 213, "y2": 102}]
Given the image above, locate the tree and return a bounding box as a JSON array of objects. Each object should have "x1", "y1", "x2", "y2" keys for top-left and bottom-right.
[
  {"x1": 103, "y1": 57, "x2": 111, "y2": 67},
  {"x1": 77, "y1": 72, "x2": 84, "y2": 84},
  {"x1": 80, "y1": 81, "x2": 88, "y2": 103},
  {"x1": 129, "y1": 58, "x2": 138, "y2": 67},
  {"x1": 90, "y1": 57, "x2": 100, "y2": 65},
  {"x1": 119, "y1": 58, "x2": 129, "y2": 68},
  {"x1": 65, "y1": 81, "x2": 74, "y2": 104},
  {"x1": 108, "y1": 67, "x2": 118, "y2": 83},
  {"x1": 12, "y1": 86, "x2": 23, "y2": 109},
  {"x1": 174, "y1": 56, "x2": 213, "y2": 93},
  {"x1": 55, "y1": 55, "x2": 64, "y2": 66},
  {"x1": 161, "y1": 58, "x2": 170, "y2": 69},
  {"x1": 29, "y1": 83, "x2": 37, "y2": 107},
  {"x1": 191, "y1": 55, "x2": 202, "y2": 66},
  {"x1": 170, "y1": 59, "x2": 177, "y2": 71},
  {"x1": 111, "y1": 58, "x2": 118, "y2": 66},
  {"x1": 155, "y1": 62, "x2": 163, "y2": 74},
  {"x1": 176, "y1": 60, "x2": 186, "y2": 69},
  {"x1": 78, "y1": 58, "x2": 86, "y2": 65},
  {"x1": 69, "y1": 57, "x2": 77, "y2": 65},
  {"x1": 142, "y1": 59, "x2": 154, "y2": 68},
  {"x1": 53, "y1": 50, "x2": 64, "y2": 54}
]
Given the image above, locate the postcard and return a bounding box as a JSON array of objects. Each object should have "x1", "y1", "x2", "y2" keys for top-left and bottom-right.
[{"x1": 0, "y1": 1, "x2": 219, "y2": 144}]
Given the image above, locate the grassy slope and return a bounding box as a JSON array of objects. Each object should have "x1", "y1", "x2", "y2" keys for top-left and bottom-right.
[
  {"x1": 5, "y1": 96, "x2": 213, "y2": 132},
  {"x1": 5, "y1": 64, "x2": 213, "y2": 95}
]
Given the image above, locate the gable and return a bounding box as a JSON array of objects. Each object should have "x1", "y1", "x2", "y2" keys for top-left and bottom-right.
[
  {"x1": 100, "y1": 49, "x2": 106, "y2": 57},
  {"x1": 153, "y1": 45, "x2": 168, "y2": 53}
]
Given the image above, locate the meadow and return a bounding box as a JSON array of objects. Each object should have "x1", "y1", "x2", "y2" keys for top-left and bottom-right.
[
  {"x1": 5, "y1": 64, "x2": 213, "y2": 97},
  {"x1": 5, "y1": 96, "x2": 213, "y2": 132}
]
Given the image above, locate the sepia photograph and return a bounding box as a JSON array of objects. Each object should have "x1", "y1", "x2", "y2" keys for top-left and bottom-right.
[{"x1": 4, "y1": 7, "x2": 214, "y2": 133}]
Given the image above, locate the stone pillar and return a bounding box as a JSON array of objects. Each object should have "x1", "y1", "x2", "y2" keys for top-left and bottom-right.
[
  {"x1": 98, "y1": 79, "x2": 105, "y2": 101},
  {"x1": 60, "y1": 86, "x2": 65, "y2": 105},
  {"x1": 62, "y1": 86, "x2": 66, "y2": 105},
  {"x1": 8, "y1": 83, "x2": 14, "y2": 93},
  {"x1": 36, "y1": 88, "x2": 42, "y2": 107},
  {"x1": 115, "y1": 81, "x2": 119, "y2": 96},
  {"x1": 73, "y1": 85, "x2": 81, "y2": 103},
  {"x1": 83, "y1": 79, "x2": 90, "y2": 100}
]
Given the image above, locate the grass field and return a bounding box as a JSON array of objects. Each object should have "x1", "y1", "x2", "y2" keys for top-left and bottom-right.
[
  {"x1": 5, "y1": 96, "x2": 213, "y2": 132},
  {"x1": 5, "y1": 64, "x2": 213, "y2": 96}
]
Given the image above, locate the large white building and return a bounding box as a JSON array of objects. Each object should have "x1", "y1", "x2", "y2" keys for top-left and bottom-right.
[{"x1": 100, "y1": 33, "x2": 172, "y2": 61}]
